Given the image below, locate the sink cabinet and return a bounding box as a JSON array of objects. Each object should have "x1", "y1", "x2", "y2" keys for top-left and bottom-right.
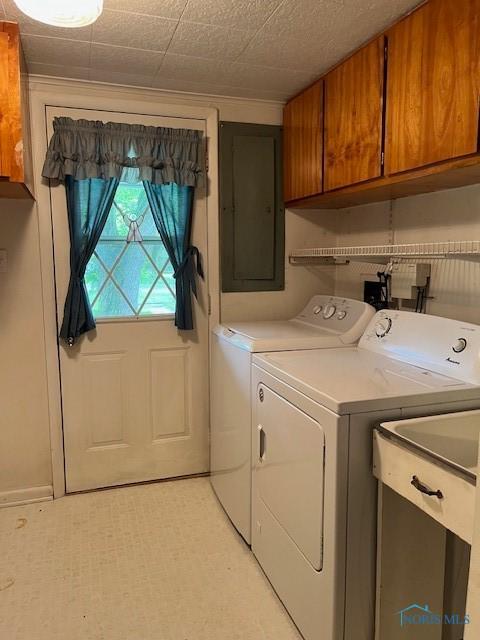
[{"x1": 373, "y1": 430, "x2": 476, "y2": 543}]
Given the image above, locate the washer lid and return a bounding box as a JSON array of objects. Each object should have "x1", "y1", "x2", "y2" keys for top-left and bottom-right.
[
  {"x1": 253, "y1": 348, "x2": 480, "y2": 415},
  {"x1": 213, "y1": 321, "x2": 345, "y2": 353},
  {"x1": 214, "y1": 295, "x2": 375, "y2": 352}
]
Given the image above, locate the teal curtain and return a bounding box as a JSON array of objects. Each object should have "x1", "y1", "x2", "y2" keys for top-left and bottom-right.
[
  {"x1": 42, "y1": 117, "x2": 204, "y2": 341},
  {"x1": 60, "y1": 176, "x2": 119, "y2": 345},
  {"x1": 143, "y1": 182, "x2": 203, "y2": 331}
]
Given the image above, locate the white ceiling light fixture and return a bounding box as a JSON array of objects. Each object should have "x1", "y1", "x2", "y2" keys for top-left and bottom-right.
[{"x1": 13, "y1": 0, "x2": 103, "y2": 28}]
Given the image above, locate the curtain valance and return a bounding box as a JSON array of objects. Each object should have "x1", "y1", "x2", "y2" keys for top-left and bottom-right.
[{"x1": 42, "y1": 117, "x2": 204, "y2": 187}]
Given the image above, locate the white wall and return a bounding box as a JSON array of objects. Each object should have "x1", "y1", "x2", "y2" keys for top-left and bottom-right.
[
  {"x1": 332, "y1": 184, "x2": 480, "y2": 324},
  {"x1": 0, "y1": 77, "x2": 294, "y2": 500},
  {"x1": 0, "y1": 198, "x2": 52, "y2": 502},
  {"x1": 221, "y1": 208, "x2": 336, "y2": 322},
  {"x1": 3, "y1": 74, "x2": 480, "y2": 501}
]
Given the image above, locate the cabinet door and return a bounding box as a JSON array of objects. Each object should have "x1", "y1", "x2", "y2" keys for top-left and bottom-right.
[
  {"x1": 0, "y1": 21, "x2": 32, "y2": 198},
  {"x1": 0, "y1": 30, "x2": 11, "y2": 179},
  {"x1": 385, "y1": 0, "x2": 480, "y2": 175},
  {"x1": 283, "y1": 80, "x2": 323, "y2": 202},
  {"x1": 324, "y1": 37, "x2": 385, "y2": 192}
]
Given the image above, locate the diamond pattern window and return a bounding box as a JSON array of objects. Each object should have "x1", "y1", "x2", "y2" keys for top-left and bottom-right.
[{"x1": 85, "y1": 181, "x2": 176, "y2": 319}]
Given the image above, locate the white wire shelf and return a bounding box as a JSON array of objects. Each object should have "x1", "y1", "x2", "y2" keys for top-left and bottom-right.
[{"x1": 289, "y1": 241, "x2": 480, "y2": 265}]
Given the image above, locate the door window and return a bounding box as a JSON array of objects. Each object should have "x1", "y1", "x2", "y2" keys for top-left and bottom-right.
[{"x1": 85, "y1": 180, "x2": 176, "y2": 319}]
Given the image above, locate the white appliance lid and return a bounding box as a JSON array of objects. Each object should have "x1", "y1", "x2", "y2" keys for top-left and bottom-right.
[
  {"x1": 224, "y1": 320, "x2": 336, "y2": 341},
  {"x1": 253, "y1": 348, "x2": 480, "y2": 415},
  {"x1": 214, "y1": 295, "x2": 375, "y2": 352},
  {"x1": 214, "y1": 322, "x2": 346, "y2": 353}
]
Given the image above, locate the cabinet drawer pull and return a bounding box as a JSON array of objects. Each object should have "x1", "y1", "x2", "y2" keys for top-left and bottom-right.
[{"x1": 411, "y1": 475, "x2": 443, "y2": 499}]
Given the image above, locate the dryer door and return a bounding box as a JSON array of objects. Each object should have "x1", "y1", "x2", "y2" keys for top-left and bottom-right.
[{"x1": 255, "y1": 383, "x2": 325, "y2": 570}]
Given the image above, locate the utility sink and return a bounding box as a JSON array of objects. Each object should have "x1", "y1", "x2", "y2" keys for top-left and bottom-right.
[
  {"x1": 374, "y1": 409, "x2": 480, "y2": 543},
  {"x1": 378, "y1": 409, "x2": 480, "y2": 482}
]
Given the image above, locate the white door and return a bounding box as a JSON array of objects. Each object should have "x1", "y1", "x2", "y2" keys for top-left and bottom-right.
[
  {"x1": 48, "y1": 106, "x2": 209, "y2": 492},
  {"x1": 254, "y1": 383, "x2": 325, "y2": 570}
]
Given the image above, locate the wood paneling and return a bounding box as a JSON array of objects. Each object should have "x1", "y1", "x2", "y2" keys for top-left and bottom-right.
[
  {"x1": 3, "y1": 22, "x2": 23, "y2": 182},
  {"x1": 0, "y1": 32, "x2": 10, "y2": 179},
  {"x1": 324, "y1": 37, "x2": 385, "y2": 192},
  {"x1": 0, "y1": 21, "x2": 32, "y2": 199},
  {"x1": 386, "y1": 0, "x2": 480, "y2": 175},
  {"x1": 283, "y1": 80, "x2": 323, "y2": 201},
  {"x1": 287, "y1": 154, "x2": 480, "y2": 209}
]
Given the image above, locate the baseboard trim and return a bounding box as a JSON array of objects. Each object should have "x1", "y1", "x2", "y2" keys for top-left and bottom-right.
[{"x1": 0, "y1": 485, "x2": 53, "y2": 509}]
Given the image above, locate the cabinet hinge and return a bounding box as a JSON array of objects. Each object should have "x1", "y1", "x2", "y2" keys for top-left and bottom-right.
[
  {"x1": 208, "y1": 293, "x2": 211, "y2": 315},
  {"x1": 381, "y1": 151, "x2": 385, "y2": 166},
  {"x1": 204, "y1": 144, "x2": 209, "y2": 174}
]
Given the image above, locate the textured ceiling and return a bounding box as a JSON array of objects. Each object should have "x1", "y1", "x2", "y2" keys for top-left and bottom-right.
[{"x1": 0, "y1": 0, "x2": 421, "y2": 101}]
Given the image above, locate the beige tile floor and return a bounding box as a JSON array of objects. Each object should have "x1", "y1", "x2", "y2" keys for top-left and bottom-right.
[{"x1": 0, "y1": 477, "x2": 302, "y2": 640}]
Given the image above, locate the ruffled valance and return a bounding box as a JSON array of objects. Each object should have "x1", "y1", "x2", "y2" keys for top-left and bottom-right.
[{"x1": 42, "y1": 117, "x2": 204, "y2": 187}]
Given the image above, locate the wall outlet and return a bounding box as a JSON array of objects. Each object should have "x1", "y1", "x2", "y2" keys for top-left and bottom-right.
[
  {"x1": 391, "y1": 263, "x2": 430, "y2": 299},
  {"x1": 0, "y1": 249, "x2": 7, "y2": 273}
]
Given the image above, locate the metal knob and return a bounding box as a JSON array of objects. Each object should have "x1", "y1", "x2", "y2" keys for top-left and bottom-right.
[{"x1": 452, "y1": 338, "x2": 467, "y2": 353}]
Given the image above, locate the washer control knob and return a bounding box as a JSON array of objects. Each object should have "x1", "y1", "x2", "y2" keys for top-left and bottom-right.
[
  {"x1": 336, "y1": 310, "x2": 347, "y2": 320},
  {"x1": 375, "y1": 317, "x2": 392, "y2": 338},
  {"x1": 312, "y1": 305, "x2": 323, "y2": 315},
  {"x1": 452, "y1": 338, "x2": 467, "y2": 353},
  {"x1": 323, "y1": 304, "x2": 336, "y2": 319}
]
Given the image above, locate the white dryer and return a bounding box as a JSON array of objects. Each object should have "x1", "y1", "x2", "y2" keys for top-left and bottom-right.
[
  {"x1": 251, "y1": 310, "x2": 480, "y2": 640},
  {"x1": 210, "y1": 295, "x2": 375, "y2": 544}
]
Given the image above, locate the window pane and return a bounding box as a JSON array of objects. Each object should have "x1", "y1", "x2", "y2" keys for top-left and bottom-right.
[
  {"x1": 112, "y1": 243, "x2": 157, "y2": 313},
  {"x1": 92, "y1": 280, "x2": 134, "y2": 318},
  {"x1": 142, "y1": 278, "x2": 176, "y2": 316},
  {"x1": 85, "y1": 254, "x2": 107, "y2": 303},
  {"x1": 162, "y1": 260, "x2": 175, "y2": 294},
  {"x1": 143, "y1": 241, "x2": 170, "y2": 269},
  {"x1": 96, "y1": 241, "x2": 124, "y2": 269},
  {"x1": 85, "y1": 181, "x2": 176, "y2": 320}
]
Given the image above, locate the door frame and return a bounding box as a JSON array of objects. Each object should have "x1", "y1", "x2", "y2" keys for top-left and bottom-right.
[{"x1": 30, "y1": 79, "x2": 220, "y2": 499}]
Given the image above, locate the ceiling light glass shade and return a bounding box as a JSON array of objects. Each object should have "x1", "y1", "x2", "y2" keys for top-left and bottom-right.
[{"x1": 13, "y1": 0, "x2": 103, "y2": 28}]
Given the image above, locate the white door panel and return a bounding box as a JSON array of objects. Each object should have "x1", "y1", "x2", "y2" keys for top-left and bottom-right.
[
  {"x1": 48, "y1": 106, "x2": 209, "y2": 492},
  {"x1": 255, "y1": 383, "x2": 325, "y2": 571}
]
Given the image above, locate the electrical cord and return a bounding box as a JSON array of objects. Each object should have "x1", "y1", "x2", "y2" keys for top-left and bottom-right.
[
  {"x1": 415, "y1": 277, "x2": 430, "y2": 313},
  {"x1": 376, "y1": 271, "x2": 391, "y2": 309}
]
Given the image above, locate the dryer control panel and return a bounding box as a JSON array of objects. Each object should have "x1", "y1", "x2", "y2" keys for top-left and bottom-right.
[
  {"x1": 359, "y1": 310, "x2": 480, "y2": 385},
  {"x1": 294, "y1": 295, "x2": 374, "y2": 334}
]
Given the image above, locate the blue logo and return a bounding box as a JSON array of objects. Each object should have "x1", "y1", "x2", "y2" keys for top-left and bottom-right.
[{"x1": 397, "y1": 604, "x2": 470, "y2": 627}]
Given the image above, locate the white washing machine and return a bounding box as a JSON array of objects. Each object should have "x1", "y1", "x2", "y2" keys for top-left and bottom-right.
[
  {"x1": 251, "y1": 310, "x2": 480, "y2": 640},
  {"x1": 210, "y1": 295, "x2": 375, "y2": 544}
]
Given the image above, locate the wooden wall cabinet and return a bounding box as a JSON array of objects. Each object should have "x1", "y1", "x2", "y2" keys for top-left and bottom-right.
[
  {"x1": 283, "y1": 0, "x2": 480, "y2": 209},
  {"x1": 385, "y1": 0, "x2": 480, "y2": 175},
  {"x1": 283, "y1": 80, "x2": 323, "y2": 202},
  {"x1": 324, "y1": 37, "x2": 385, "y2": 191},
  {"x1": 0, "y1": 21, "x2": 33, "y2": 199}
]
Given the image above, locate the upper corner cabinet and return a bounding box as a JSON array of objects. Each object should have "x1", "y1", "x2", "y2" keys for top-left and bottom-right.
[
  {"x1": 0, "y1": 21, "x2": 33, "y2": 199},
  {"x1": 324, "y1": 37, "x2": 385, "y2": 192},
  {"x1": 283, "y1": 80, "x2": 323, "y2": 203},
  {"x1": 385, "y1": 0, "x2": 480, "y2": 175}
]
